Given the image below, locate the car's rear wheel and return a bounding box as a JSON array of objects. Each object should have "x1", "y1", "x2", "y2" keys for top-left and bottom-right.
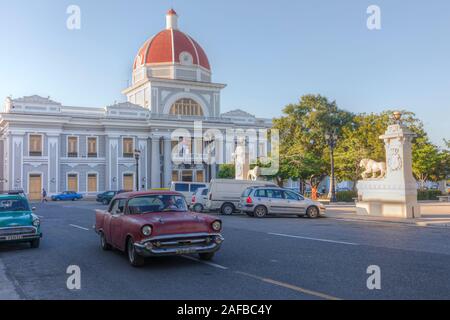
[
  {"x1": 254, "y1": 206, "x2": 268, "y2": 218},
  {"x1": 100, "y1": 232, "x2": 111, "y2": 251},
  {"x1": 221, "y1": 203, "x2": 234, "y2": 215},
  {"x1": 306, "y1": 206, "x2": 319, "y2": 219},
  {"x1": 127, "y1": 238, "x2": 145, "y2": 267},
  {"x1": 30, "y1": 239, "x2": 40, "y2": 249},
  {"x1": 199, "y1": 252, "x2": 215, "y2": 261},
  {"x1": 193, "y1": 204, "x2": 204, "y2": 213}
]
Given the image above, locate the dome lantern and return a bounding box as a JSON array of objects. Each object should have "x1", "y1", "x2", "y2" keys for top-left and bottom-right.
[{"x1": 166, "y1": 8, "x2": 178, "y2": 30}]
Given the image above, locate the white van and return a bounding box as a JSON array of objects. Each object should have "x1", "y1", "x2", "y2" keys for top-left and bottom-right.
[
  {"x1": 206, "y1": 179, "x2": 278, "y2": 215},
  {"x1": 170, "y1": 181, "x2": 209, "y2": 205}
]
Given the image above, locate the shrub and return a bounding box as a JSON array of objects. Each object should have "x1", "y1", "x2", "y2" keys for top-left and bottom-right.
[
  {"x1": 417, "y1": 189, "x2": 442, "y2": 200},
  {"x1": 336, "y1": 191, "x2": 357, "y2": 202}
]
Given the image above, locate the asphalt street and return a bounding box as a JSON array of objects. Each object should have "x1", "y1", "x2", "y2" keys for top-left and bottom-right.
[{"x1": 1, "y1": 201, "x2": 450, "y2": 300}]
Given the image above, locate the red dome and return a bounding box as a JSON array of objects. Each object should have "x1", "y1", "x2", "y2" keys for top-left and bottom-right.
[{"x1": 134, "y1": 29, "x2": 211, "y2": 71}]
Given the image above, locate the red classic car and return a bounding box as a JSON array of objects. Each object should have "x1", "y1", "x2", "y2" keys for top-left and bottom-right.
[{"x1": 95, "y1": 191, "x2": 224, "y2": 267}]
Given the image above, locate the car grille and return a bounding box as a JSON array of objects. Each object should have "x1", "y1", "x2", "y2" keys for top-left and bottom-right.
[
  {"x1": 153, "y1": 235, "x2": 213, "y2": 249},
  {"x1": 0, "y1": 227, "x2": 37, "y2": 236}
]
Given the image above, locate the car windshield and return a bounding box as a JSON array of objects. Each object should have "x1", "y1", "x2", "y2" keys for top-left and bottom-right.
[
  {"x1": 0, "y1": 199, "x2": 30, "y2": 213},
  {"x1": 127, "y1": 195, "x2": 188, "y2": 214}
]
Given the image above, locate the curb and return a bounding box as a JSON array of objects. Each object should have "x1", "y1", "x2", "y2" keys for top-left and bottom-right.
[{"x1": 325, "y1": 215, "x2": 450, "y2": 229}]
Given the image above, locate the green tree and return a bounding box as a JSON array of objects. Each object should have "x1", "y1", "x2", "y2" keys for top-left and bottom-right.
[
  {"x1": 273, "y1": 94, "x2": 353, "y2": 193},
  {"x1": 217, "y1": 164, "x2": 235, "y2": 179},
  {"x1": 334, "y1": 113, "x2": 387, "y2": 187},
  {"x1": 412, "y1": 137, "x2": 441, "y2": 189}
]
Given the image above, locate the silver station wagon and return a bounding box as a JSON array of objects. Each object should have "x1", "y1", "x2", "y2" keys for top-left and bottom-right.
[{"x1": 239, "y1": 187, "x2": 326, "y2": 218}]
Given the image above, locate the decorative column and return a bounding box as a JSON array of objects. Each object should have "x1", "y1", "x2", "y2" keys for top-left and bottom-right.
[
  {"x1": 47, "y1": 134, "x2": 60, "y2": 194},
  {"x1": 151, "y1": 134, "x2": 161, "y2": 189},
  {"x1": 163, "y1": 136, "x2": 173, "y2": 188},
  {"x1": 138, "y1": 137, "x2": 148, "y2": 190},
  {"x1": 11, "y1": 133, "x2": 24, "y2": 190},
  {"x1": 107, "y1": 135, "x2": 119, "y2": 190}
]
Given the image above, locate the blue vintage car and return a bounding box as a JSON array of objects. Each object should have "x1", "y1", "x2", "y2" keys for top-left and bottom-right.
[
  {"x1": 51, "y1": 191, "x2": 83, "y2": 201},
  {"x1": 0, "y1": 192, "x2": 42, "y2": 248}
]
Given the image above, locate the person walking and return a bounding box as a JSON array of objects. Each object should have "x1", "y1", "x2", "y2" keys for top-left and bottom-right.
[{"x1": 42, "y1": 188, "x2": 48, "y2": 203}]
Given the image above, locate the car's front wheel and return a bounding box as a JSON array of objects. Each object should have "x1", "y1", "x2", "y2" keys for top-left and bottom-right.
[
  {"x1": 221, "y1": 203, "x2": 234, "y2": 215},
  {"x1": 193, "y1": 204, "x2": 203, "y2": 213},
  {"x1": 127, "y1": 239, "x2": 145, "y2": 267},
  {"x1": 306, "y1": 206, "x2": 320, "y2": 219},
  {"x1": 100, "y1": 232, "x2": 111, "y2": 251},
  {"x1": 199, "y1": 252, "x2": 215, "y2": 261},
  {"x1": 30, "y1": 239, "x2": 40, "y2": 248},
  {"x1": 254, "y1": 205, "x2": 268, "y2": 218},
  {"x1": 102, "y1": 199, "x2": 109, "y2": 205}
]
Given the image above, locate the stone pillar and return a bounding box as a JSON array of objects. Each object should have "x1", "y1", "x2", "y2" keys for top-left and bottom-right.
[
  {"x1": 163, "y1": 137, "x2": 173, "y2": 188},
  {"x1": 138, "y1": 138, "x2": 148, "y2": 190},
  {"x1": 11, "y1": 134, "x2": 24, "y2": 190},
  {"x1": 47, "y1": 134, "x2": 60, "y2": 194},
  {"x1": 356, "y1": 117, "x2": 420, "y2": 218},
  {"x1": 151, "y1": 135, "x2": 161, "y2": 189},
  {"x1": 107, "y1": 135, "x2": 119, "y2": 190}
]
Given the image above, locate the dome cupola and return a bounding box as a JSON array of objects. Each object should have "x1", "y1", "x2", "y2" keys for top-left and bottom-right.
[{"x1": 132, "y1": 9, "x2": 211, "y2": 83}]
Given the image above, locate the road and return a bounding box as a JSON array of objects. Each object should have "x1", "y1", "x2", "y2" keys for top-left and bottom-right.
[{"x1": 1, "y1": 201, "x2": 450, "y2": 300}]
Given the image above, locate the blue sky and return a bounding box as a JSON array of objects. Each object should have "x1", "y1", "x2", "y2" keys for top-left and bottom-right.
[{"x1": 0, "y1": 0, "x2": 449, "y2": 147}]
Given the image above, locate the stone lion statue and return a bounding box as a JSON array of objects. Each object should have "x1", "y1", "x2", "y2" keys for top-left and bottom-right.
[
  {"x1": 247, "y1": 166, "x2": 261, "y2": 181},
  {"x1": 359, "y1": 159, "x2": 386, "y2": 179}
]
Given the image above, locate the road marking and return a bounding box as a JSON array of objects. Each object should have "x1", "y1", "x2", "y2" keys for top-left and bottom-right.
[
  {"x1": 268, "y1": 232, "x2": 359, "y2": 246},
  {"x1": 236, "y1": 271, "x2": 341, "y2": 300},
  {"x1": 182, "y1": 255, "x2": 228, "y2": 270},
  {"x1": 69, "y1": 224, "x2": 90, "y2": 231}
]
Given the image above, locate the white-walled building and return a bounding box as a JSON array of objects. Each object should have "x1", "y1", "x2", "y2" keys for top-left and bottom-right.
[{"x1": 0, "y1": 9, "x2": 271, "y2": 200}]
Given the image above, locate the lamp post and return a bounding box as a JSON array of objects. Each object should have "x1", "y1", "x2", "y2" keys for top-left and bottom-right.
[
  {"x1": 325, "y1": 130, "x2": 338, "y2": 203},
  {"x1": 134, "y1": 149, "x2": 141, "y2": 191}
]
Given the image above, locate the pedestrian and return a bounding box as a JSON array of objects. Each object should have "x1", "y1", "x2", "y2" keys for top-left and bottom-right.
[{"x1": 42, "y1": 188, "x2": 48, "y2": 203}]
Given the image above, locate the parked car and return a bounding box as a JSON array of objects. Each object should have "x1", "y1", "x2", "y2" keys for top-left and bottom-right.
[
  {"x1": 191, "y1": 187, "x2": 209, "y2": 212},
  {"x1": 0, "y1": 192, "x2": 42, "y2": 248},
  {"x1": 239, "y1": 187, "x2": 326, "y2": 218},
  {"x1": 206, "y1": 179, "x2": 278, "y2": 215},
  {"x1": 94, "y1": 191, "x2": 224, "y2": 267},
  {"x1": 51, "y1": 191, "x2": 83, "y2": 201},
  {"x1": 170, "y1": 182, "x2": 209, "y2": 205},
  {"x1": 96, "y1": 190, "x2": 131, "y2": 205}
]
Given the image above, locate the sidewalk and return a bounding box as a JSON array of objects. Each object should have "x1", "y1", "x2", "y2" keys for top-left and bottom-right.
[{"x1": 324, "y1": 202, "x2": 450, "y2": 228}]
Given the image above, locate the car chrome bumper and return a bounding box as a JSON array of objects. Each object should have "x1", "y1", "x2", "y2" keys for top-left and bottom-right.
[
  {"x1": 0, "y1": 227, "x2": 42, "y2": 242},
  {"x1": 134, "y1": 232, "x2": 224, "y2": 257}
]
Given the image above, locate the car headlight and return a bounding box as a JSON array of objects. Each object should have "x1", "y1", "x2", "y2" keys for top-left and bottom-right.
[
  {"x1": 212, "y1": 221, "x2": 222, "y2": 232},
  {"x1": 141, "y1": 225, "x2": 152, "y2": 236},
  {"x1": 32, "y1": 215, "x2": 40, "y2": 227}
]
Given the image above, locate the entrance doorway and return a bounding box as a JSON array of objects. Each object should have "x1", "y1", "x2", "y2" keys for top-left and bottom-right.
[
  {"x1": 67, "y1": 174, "x2": 78, "y2": 192},
  {"x1": 29, "y1": 174, "x2": 42, "y2": 201},
  {"x1": 88, "y1": 174, "x2": 98, "y2": 193},
  {"x1": 123, "y1": 173, "x2": 134, "y2": 191}
]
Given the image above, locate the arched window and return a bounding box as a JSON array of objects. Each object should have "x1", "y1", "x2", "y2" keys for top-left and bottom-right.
[{"x1": 169, "y1": 98, "x2": 204, "y2": 116}]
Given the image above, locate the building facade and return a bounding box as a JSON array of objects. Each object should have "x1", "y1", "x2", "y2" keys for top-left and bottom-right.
[{"x1": 0, "y1": 10, "x2": 271, "y2": 200}]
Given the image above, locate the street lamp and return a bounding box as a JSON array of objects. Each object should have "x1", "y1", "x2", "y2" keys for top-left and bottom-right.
[
  {"x1": 134, "y1": 149, "x2": 141, "y2": 191},
  {"x1": 325, "y1": 130, "x2": 338, "y2": 203}
]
